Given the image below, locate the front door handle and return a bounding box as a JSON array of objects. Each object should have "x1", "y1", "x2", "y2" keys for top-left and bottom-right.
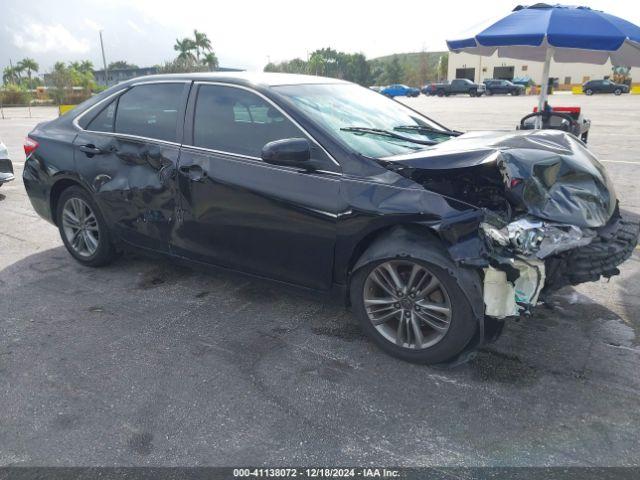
[
  {"x1": 179, "y1": 164, "x2": 207, "y2": 182},
  {"x1": 79, "y1": 144, "x2": 104, "y2": 156}
]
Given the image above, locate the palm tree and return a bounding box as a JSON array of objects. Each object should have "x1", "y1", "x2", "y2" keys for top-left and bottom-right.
[
  {"x1": 174, "y1": 38, "x2": 196, "y2": 62},
  {"x1": 193, "y1": 30, "x2": 212, "y2": 62},
  {"x1": 203, "y1": 52, "x2": 218, "y2": 71},
  {"x1": 79, "y1": 60, "x2": 94, "y2": 74},
  {"x1": 3, "y1": 66, "x2": 19, "y2": 84},
  {"x1": 17, "y1": 58, "x2": 38, "y2": 86}
]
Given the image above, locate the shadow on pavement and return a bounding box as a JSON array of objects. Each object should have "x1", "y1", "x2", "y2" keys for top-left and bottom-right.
[{"x1": 1, "y1": 246, "x2": 639, "y2": 465}]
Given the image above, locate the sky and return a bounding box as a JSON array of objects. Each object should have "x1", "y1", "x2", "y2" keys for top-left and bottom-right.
[{"x1": 2, "y1": 0, "x2": 640, "y2": 75}]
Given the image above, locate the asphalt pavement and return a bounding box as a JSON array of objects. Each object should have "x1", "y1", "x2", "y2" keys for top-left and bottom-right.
[{"x1": 1, "y1": 96, "x2": 639, "y2": 466}]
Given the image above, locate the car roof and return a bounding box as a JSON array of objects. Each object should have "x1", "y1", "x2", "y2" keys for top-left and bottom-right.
[{"x1": 118, "y1": 71, "x2": 349, "y2": 88}]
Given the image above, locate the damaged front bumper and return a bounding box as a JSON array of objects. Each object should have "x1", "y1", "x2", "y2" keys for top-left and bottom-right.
[{"x1": 478, "y1": 209, "x2": 639, "y2": 319}]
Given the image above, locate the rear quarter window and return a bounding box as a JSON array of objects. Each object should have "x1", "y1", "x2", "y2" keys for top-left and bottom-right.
[
  {"x1": 114, "y1": 83, "x2": 185, "y2": 142},
  {"x1": 85, "y1": 100, "x2": 116, "y2": 132}
]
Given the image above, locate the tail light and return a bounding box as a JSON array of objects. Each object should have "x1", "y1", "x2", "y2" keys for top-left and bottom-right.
[{"x1": 24, "y1": 137, "x2": 39, "y2": 157}]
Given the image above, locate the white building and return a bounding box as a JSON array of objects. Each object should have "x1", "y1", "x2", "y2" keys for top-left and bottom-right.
[{"x1": 448, "y1": 51, "x2": 638, "y2": 87}]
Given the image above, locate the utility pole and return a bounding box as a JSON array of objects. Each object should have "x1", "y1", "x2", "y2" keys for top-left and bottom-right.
[{"x1": 99, "y1": 30, "x2": 108, "y2": 86}]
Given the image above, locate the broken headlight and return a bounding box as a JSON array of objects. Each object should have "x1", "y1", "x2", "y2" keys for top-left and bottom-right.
[{"x1": 481, "y1": 217, "x2": 596, "y2": 259}]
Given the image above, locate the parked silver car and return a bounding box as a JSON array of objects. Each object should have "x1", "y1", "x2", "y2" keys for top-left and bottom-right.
[{"x1": 0, "y1": 140, "x2": 15, "y2": 187}]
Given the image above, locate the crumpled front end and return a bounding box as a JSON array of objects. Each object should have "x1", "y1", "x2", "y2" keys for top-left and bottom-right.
[
  {"x1": 478, "y1": 208, "x2": 638, "y2": 318},
  {"x1": 384, "y1": 129, "x2": 639, "y2": 320}
]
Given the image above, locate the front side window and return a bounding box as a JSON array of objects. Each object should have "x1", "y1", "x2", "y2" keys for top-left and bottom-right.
[
  {"x1": 114, "y1": 83, "x2": 184, "y2": 142},
  {"x1": 193, "y1": 85, "x2": 302, "y2": 157},
  {"x1": 274, "y1": 83, "x2": 451, "y2": 158}
]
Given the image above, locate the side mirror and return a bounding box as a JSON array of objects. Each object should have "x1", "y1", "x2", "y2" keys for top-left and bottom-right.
[{"x1": 261, "y1": 138, "x2": 311, "y2": 168}]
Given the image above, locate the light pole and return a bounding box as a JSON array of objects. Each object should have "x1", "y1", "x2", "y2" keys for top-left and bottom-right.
[{"x1": 99, "y1": 30, "x2": 108, "y2": 86}]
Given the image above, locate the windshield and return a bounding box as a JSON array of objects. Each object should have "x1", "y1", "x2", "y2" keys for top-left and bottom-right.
[{"x1": 273, "y1": 83, "x2": 452, "y2": 158}]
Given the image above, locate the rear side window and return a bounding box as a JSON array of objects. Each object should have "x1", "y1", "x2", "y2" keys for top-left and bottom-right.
[
  {"x1": 193, "y1": 85, "x2": 302, "y2": 157},
  {"x1": 86, "y1": 100, "x2": 116, "y2": 132},
  {"x1": 114, "y1": 83, "x2": 184, "y2": 142}
]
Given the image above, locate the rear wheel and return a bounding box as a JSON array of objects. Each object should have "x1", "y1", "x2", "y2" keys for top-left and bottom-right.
[
  {"x1": 56, "y1": 186, "x2": 118, "y2": 267},
  {"x1": 469, "y1": 89, "x2": 477, "y2": 97},
  {"x1": 350, "y1": 255, "x2": 477, "y2": 364},
  {"x1": 436, "y1": 90, "x2": 445, "y2": 97},
  {"x1": 614, "y1": 88, "x2": 622, "y2": 95}
]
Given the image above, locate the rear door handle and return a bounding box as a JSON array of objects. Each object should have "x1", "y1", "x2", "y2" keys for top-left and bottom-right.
[{"x1": 79, "y1": 144, "x2": 104, "y2": 156}]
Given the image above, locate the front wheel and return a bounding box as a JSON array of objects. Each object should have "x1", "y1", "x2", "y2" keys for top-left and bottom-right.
[
  {"x1": 585, "y1": 89, "x2": 593, "y2": 95},
  {"x1": 56, "y1": 186, "x2": 119, "y2": 267},
  {"x1": 614, "y1": 88, "x2": 622, "y2": 95},
  {"x1": 436, "y1": 90, "x2": 445, "y2": 97},
  {"x1": 469, "y1": 89, "x2": 477, "y2": 97},
  {"x1": 350, "y1": 257, "x2": 477, "y2": 364}
]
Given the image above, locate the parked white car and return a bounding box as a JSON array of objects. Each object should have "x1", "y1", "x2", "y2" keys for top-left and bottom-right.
[{"x1": 0, "y1": 140, "x2": 14, "y2": 187}]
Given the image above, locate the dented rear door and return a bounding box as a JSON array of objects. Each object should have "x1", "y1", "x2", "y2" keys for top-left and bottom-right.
[{"x1": 73, "y1": 81, "x2": 190, "y2": 253}]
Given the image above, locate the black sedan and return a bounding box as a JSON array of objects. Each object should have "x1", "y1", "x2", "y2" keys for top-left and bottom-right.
[
  {"x1": 22, "y1": 73, "x2": 638, "y2": 365},
  {"x1": 582, "y1": 79, "x2": 630, "y2": 95}
]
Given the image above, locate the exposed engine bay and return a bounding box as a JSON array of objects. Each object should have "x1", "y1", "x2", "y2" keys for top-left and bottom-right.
[{"x1": 381, "y1": 129, "x2": 639, "y2": 320}]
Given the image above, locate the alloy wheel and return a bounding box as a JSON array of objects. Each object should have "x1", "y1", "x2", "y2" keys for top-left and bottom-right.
[
  {"x1": 363, "y1": 260, "x2": 452, "y2": 350},
  {"x1": 62, "y1": 197, "x2": 100, "y2": 258}
]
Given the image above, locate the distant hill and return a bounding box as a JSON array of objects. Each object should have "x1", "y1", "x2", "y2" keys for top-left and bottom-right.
[{"x1": 369, "y1": 51, "x2": 448, "y2": 86}]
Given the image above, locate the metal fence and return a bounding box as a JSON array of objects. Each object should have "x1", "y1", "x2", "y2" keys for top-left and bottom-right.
[{"x1": 0, "y1": 105, "x2": 60, "y2": 120}]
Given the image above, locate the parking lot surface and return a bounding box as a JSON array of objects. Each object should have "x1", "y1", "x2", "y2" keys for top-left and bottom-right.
[{"x1": 1, "y1": 96, "x2": 639, "y2": 466}]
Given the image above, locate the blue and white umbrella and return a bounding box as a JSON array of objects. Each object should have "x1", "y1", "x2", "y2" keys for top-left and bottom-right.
[{"x1": 447, "y1": 3, "x2": 640, "y2": 120}]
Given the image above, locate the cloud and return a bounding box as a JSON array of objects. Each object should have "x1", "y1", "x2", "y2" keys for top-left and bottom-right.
[
  {"x1": 84, "y1": 18, "x2": 102, "y2": 31},
  {"x1": 13, "y1": 23, "x2": 90, "y2": 53},
  {"x1": 127, "y1": 20, "x2": 144, "y2": 34}
]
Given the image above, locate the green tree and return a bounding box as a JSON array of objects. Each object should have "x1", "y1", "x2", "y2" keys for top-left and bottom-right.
[
  {"x1": 193, "y1": 30, "x2": 212, "y2": 63},
  {"x1": 203, "y1": 52, "x2": 219, "y2": 70},
  {"x1": 78, "y1": 60, "x2": 93, "y2": 74},
  {"x1": 307, "y1": 51, "x2": 326, "y2": 76},
  {"x1": 2, "y1": 66, "x2": 20, "y2": 85},
  {"x1": 157, "y1": 57, "x2": 208, "y2": 74},
  {"x1": 17, "y1": 58, "x2": 39, "y2": 87},
  {"x1": 437, "y1": 54, "x2": 448, "y2": 81},
  {"x1": 174, "y1": 38, "x2": 197, "y2": 62},
  {"x1": 108, "y1": 60, "x2": 139, "y2": 70},
  {"x1": 342, "y1": 53, "x2": 370, "y2": 85},
  {"x1": 384, "y1": 55, "x2": 403, "y2": 84}
]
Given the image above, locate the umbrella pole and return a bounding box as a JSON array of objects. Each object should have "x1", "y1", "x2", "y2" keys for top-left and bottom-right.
[{"x1": 536, "y1": 48, "x2": 554, "y2": 128}]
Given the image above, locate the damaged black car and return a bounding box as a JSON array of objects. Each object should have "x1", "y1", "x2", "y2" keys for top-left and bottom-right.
[{"x1": 22, "y1": 73, "x2": 639, "y2": 364}]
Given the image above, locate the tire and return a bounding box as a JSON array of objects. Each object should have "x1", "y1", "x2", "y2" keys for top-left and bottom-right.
[
  {"x1": 436, "y1": 90, "x2": 445, "y2": 97},
  {"x1": 469, "y1": 89, "x2": 476, "y2": 97},
  {"x1": 486, "y1": 89, "x2": 493, "y2": 96},
  {"x1": 350, "y1": 250, "x2": 477, "y2": 364},
  {"x1": 585, "y1": 89, "x2": 593, "y2": 95},
  {"x1": 614, "y1": 88, "x2": 622, "y2": 95},
  {"x1": 56, "y1": 186, "x2": 118, "y2": 267}
]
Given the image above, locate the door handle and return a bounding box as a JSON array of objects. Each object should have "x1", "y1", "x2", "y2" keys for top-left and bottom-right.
[
  {"x1": 79, "y1": 144, "x2": 104, "y2": 156},
  {"x1": 179, "y1": 164, "x2": 207, "y2": 182}
]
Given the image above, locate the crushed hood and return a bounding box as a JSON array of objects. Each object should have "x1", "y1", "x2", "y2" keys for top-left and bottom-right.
[{"x1": 383, "y1": 129, "x2": 616, "y2": 228}]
